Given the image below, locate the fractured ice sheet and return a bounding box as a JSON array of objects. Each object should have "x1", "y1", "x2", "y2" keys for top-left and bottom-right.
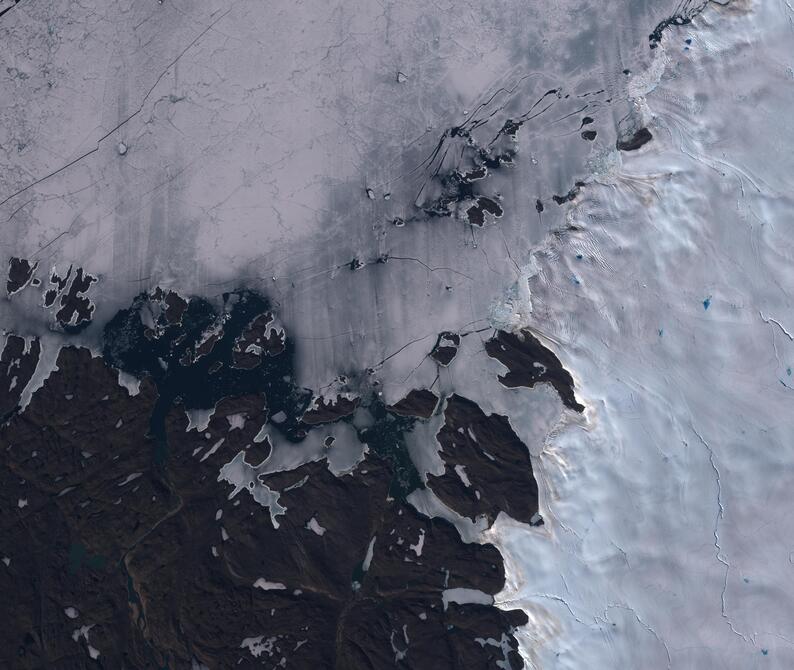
[{"x1": 0, "y1": 0, "x2": 689, "y2": 374}]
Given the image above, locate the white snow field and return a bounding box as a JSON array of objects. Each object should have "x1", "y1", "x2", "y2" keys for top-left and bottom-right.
[{"x1": 487, "y1": 2, "x2": 794, "y2": 668}]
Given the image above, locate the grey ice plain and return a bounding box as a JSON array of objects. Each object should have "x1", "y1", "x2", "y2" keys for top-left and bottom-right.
[{"x1": 2, "y1": 0, "x2": 793, "y2": 667}]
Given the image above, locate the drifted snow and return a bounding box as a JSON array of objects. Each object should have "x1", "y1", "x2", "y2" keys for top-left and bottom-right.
[
  {"x1": 240, "y1": 635, "x2": 278, "y2": 659},
  {"x1": 253, "y1": 579, "x2": 287, "y2": 591},
  {"x1": 442, "y1": 588, "x2": 494, "y2": 611},
  {"x1": 306, "y1": 517, "x2": 327, "y2": 536},
  {"x1": 185, "y1": 407, "x2": 215, "y2": 433},
  {"x1": 409, "y1": 529, "x2": 425, "y2": 557}
]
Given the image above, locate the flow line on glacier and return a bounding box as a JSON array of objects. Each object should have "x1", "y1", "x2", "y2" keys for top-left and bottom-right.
[{"x1": 690, "y1": 424, "x2": 754, "y2": 644}]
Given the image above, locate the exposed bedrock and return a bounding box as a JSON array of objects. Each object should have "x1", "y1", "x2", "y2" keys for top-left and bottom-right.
[{"x1": 0, "y1": 292, "x2": 543, "y2": 669}]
